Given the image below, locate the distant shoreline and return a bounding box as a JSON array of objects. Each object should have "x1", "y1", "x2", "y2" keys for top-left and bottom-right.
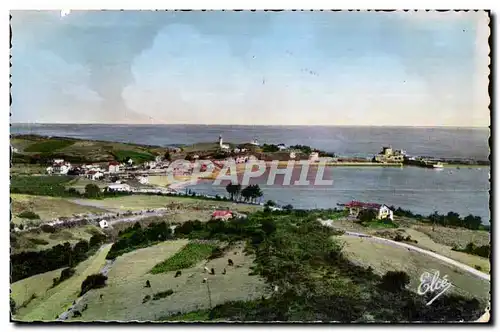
[{"x1": 10, "y1": 123, "x2": 490, "y2": 129}]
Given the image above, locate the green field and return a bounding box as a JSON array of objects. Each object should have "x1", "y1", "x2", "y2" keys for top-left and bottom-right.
[
  {"x1": 10, "y1": 176, "x2": 75, "y2": 197},
  {"x1": 112, "y1": 150, "x2": 155, "y2": 163},
  {"x1": 24, "y1": 139, "x2": 76, "y2": 153},
  {"x1": 150, "y1": 242, "x2": 217, "y2": 274},
  {"x1": 11, "y1": 135, "x2": 164, "y2": 163}
]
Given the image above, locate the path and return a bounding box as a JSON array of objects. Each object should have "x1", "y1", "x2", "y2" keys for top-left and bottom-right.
[
  {"x1": 343, "y1": 231, "x2": 490, "y2": 281},
  {"x1": 56, "y1": 244, "x2": 114, "y2": 321}
]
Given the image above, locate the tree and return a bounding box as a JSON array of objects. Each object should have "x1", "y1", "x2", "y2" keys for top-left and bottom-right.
[
  {"x1": 265, "y1": 200, "x2": 277, "y2": 207},
  {"x1": 84, "y1": 184, "x2": 101, "y2": 199},
  {"x1": 241, "y1": 186, "x2": 252, "y2": 202},
  {"x1": 358, "y1": 209, "x2": 377, "y2": 223},
  {"x1": 164, "y1": 151, "x2": 171, "y2": 161},
  {"x1": 226, "y1": 183, "x2": 241, "y2": 201}
]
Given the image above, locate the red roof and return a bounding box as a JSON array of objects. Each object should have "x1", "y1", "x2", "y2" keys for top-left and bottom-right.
[
  {"x1": 212, "y1": 210, "x2": 233, "y2": 217},
  {"x1": 109, "y1": 161, "x2": 120, "y2": 166},
  {"x1": 343, "y1": 201, "x2": 381, "y2": 209}
]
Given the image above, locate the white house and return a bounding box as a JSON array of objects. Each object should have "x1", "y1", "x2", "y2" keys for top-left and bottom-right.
[
  {"x1": 86, "y1": 170, "x2": 104, "y2": 181},
  {"x1": 53, "y1": 158, "x2": 65, "y2": 164},
  {"x1": 53, "y1": 162, "x2": 71, "y2": 175},
  {"x1": 126, "y1": 158, "x2": 133, "y2": 166},
  {"x1": 377, "y1": 205, "x2": 394, "y2": 221},
  {"x1": 144, "y1": 161, "x2": 157, "y2": 169},
  {"x1": 99, "y1": 219, "x2": 109, "y2": 229},
  {"x1": 342, "y1": 201, "x2": 394, "y2": 221},
  {"x1": 277, "y1": 143, "x2": 287, "y2": 151},
  {"x1": 155, "y1": 155, "x2": 163, "y2": 163},
  {"x1": 289, "y1": 151, "x2": 297, "y2": 159},
  {"x1": 106, "y1": 183, "x2": 131, "y2": 192},
  {"x1": 108, "y1": 161, "x2": 120, "y2": 173}
]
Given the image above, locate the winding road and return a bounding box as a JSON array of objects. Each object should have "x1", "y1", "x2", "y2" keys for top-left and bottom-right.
[{"x1": 343, "y1": 231, "x2": 490, "y2": 281}]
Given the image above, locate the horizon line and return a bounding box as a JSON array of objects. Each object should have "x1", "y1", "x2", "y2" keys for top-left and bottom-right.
[{"x1": 10, "y1": 122, "x2": 490, "y2": 129}]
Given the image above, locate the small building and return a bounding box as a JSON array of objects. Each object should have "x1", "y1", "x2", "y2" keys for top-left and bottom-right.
[
  {"x1": 126, "y1": 158, "x2": 134, "y2": 166},
  {"x1": 155, "y1": 155, "x2": 163, "y2": 163},
  {"x1": 249, "y1": 138, "x2": 260, "y2": 146},
  {"x1": 86, "y1": 170, "x2": 104, "y2": 181},
  {"x1": 342, "y1": 201, "x2": 394, "y2": 221},
  {"x1": 277, "y1": 143, "x2": 287, "y2": 151},
  {"x1": 212, "y1": 210, "x2": 233, "y2": 221},
  {"x1": 99, "y1": 219, "x2": 109, "y2": 229},
  {"x1": 53, "y1": 158, "x2": 65, "y2": 164},
  {"x1": 52, "y1": 162, "x2": 71, "y2": 175},
  {"x1": 108, "y1": 161, "x2": 120, "y2": 173},
  {"x1": 106, "y1": 183, "x2": 131, "y2": 192}
]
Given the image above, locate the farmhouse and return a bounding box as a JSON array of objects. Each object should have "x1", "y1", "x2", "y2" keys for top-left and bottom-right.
[
  {"x1": 212, "y1": 210, "x2": 233, "y2": 221},
  {"x1": 342, "y1": 201, "x2": 394, "y2": 221},
  {"x1": 108, "y1": 161, "x2": 121, "y2": 173},
  {"x1": 51, "y1": 161, "x2": 71, "y2": 175},
  {"x1": 86, "y1": 170, "x2": 104, "y2": 181}
]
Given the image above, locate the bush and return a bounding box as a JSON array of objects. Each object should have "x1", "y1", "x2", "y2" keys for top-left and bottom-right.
[
  {"x1": 84, "y1": 184, "x2": 102, "y2": 199},
  {"x1": 153, "y1": 289, "x2": 174, "y2": 300},
  {"x1": 53, "y1": 267, "x2": 76, "y2": 287},
  {"x1": 208, "y1": 246, "x2": 225, "y2": 260},
  {"x1": 27, "y1": 238, "x2": 49, "y2": 245},
  {"x1": 79, "y1": 273, "x2": 108, "y2": 296},
  {"x1": 10, "y1": 298, "x2": 16, "y2": 315},
  {"x1": 17, "y1": 211, "x2": 40, "y2": 220},
  {"x1": 474, "y1": 265, "x2": 482, "y2": 271},
  {"x1": 40, "y1": 224, "x2": 56, "y2": 233},
  {"x1": 379, "y1": 271, "x2": 410, "y2": 292}
]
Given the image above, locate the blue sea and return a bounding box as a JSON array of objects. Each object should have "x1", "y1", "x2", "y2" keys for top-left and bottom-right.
[{"x1": 11, "y1": 124, "x2": 490, "y2": 223}]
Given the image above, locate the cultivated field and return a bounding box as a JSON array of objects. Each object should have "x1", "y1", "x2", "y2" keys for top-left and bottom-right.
[
  {"x1": 340, "y1": 236, "x2": 490, "y2": 302},
  {"x1": 10, "y1": 194, "x2": 109, "y2": 225},
  {"x1": 12, "y1": 244, "x2": 112, "y2": 322},
  {"x1": 67, "y1": 241, "x2": 267, "y2": 321}
]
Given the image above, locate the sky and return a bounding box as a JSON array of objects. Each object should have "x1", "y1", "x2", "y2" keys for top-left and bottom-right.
[{"x1": 10, "y1": 10, "x2": 490, "y2": 126}]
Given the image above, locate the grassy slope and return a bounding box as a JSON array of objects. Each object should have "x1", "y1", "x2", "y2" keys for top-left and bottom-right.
[
  {"x1": 11, "y1": 194, "x2": 108, "y2": 225},
  {"x1": 11, "y1": 135, "x2": 163, "y2": 162},
  {"x1": 11, "y1": 225, "x2": 105, "y2": 254},
  {"x1": 13, "y1": 244, "x2": 112, "y2": 322},
  {"x1": 70, "y1": 241, "x2": 266, "y2": 321},
  {"x1": 340, "y1": 236, "x2": 490, "y2": 302},
  {"x1": 88, "y1": 194, "x2": 262, "y2": 213}
]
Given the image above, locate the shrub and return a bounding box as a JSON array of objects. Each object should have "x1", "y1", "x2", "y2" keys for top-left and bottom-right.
[
  {"x1": 153, "y1": 289, "x2": 174, "y2": 300},
  {"x1": 27, "y1": 238, "x2": 49, "y2": 245},
  {"x1": 10, "y1": 298, "x2": 16, "y2": 315},
  {"x1": 379, "y1": 271, "x2": 410, "y2": 292},
  {"x1": 474, "y1": 265, "x2": 482, "y2": 271},
  {"x1": 53, "y1": 267, "x2": 76, "y2": 287},
  {"x1": 40, "y1": 224, "x2": 56, "y2": 233},
  {"x1": 17, "y1": 211, "x2": 40, "y2": 220},
  {"x1": 79, "y1": 273, "x2": 108, "y2": 296},
  {"x1": 393, "y1": 234, "x2": 405, "y2": 242},
  {"x1": 208, "y1": 247, "x2": 225, "y2": 260}
]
